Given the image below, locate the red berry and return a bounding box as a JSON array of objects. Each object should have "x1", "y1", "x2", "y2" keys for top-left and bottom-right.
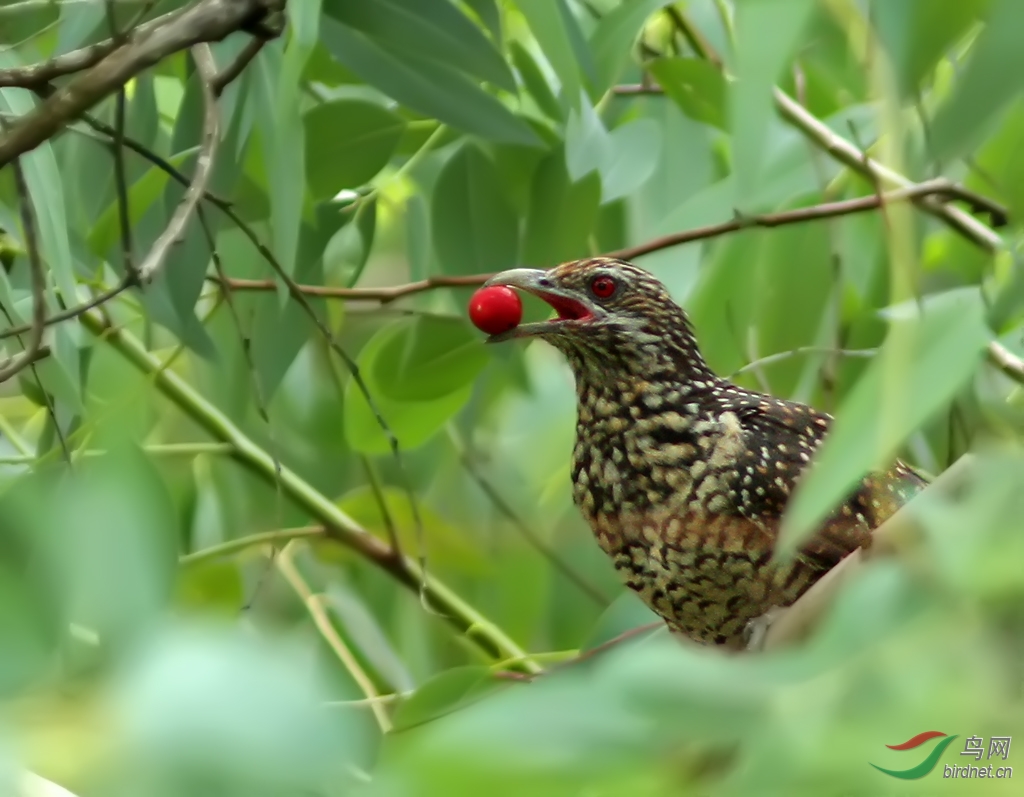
[{"x1": 468, "y1": 286, "x2": 523, "y2": 335}]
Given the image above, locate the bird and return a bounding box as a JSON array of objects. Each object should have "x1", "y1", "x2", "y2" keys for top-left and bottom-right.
[{"x1": 482, "y1": 257, "x2": 926, "y2": 649}]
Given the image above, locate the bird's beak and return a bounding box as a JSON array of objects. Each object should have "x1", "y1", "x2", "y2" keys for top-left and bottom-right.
[{"x1": 483, "y1": 268, "x2": 599, "y2": 342}]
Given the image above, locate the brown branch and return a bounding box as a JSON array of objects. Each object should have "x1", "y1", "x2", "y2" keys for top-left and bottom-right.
[
  {"x1": 212, "y1": 35, "x2": 266, "y2": 95},
  {"x1": 0, "y1": 8, "x2": 183, "y2": 89},
  {"x1": 137, "y1": 42, "x2": 220, "y2": 284},
  {"x1": 986, "y1": 341, "x2": 1024, "y2": 383},
  {"x1": 0, "y1": 278, "x2": 133, "y2": 342},
  {"x1": 215, "y1": 179, "x2": 974, "y2": 301},
  {"x1": 0, "y1": 0, "x2": 281, "y2": 168},
  {"x1": 0, "y1": 124, "x2": 48, "y2": 384}
]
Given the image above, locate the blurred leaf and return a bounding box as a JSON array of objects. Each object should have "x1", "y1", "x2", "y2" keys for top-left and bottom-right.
[
  {"x1": 589, "y1": 0, "x2": 666, "y2": 93},
  {"x1": 390, "y1": 665, "x2": 494, "y2": 731},
  {"x1": 930, "y1": 0, "x2": 1024, "y2": 162},
  {"x1": 324, "y1": 0, "x2": 516, "y2": 91},
  {"x1": 600, "y1": 119, "x2": 662, "y2": 202},
  {"x1": 872, "y1": 0, "x2": 989, "y2": 99},
  {"x1": 406, "y1": 193, "x2": 431, "y2": 281},
  {"x1": 565, "y1": 97, "x2": 609, "y2": 182},
  {"x1": 464, "y1": 0, "x2": 502, "y2": 41},
  {"x1": 523, "y1": 146, "x2": 601, "y2": 265},
  {"x1": 373, "y1": 315, "x2": 489, "y2": 401},
  {"x1": 581, "y1": 592, "x2": 660, "y2": 652},
  {"x1": 511, "y1": 42, "x2": 563, "y2": 122},
  {"x1": 730, "y1": 0, "x2": 815, "y2": 199},
  {"x1": 431, "y1": 144, "x2": 519, "y2": 275},
  {"x1": 649, "y1": 57, "x2": 728, "y2": 130},
  {"x1": 514, "y1": 0, "x2": 595, "y2": 105},
  {"x1": 321, "y1": 16, "x2": 539, "y2": 145},
  {"x1": 781, "y1": 291, "x2": 991, "y2": 550},
  {"x1": 344, "y1": 323, "x2": 475, "y2": 454},
  {"x1": 174, "y1": 561, "x2": 245, "y2": 615},
  {"x1": 304, "y1": 99, "x2": 405, "y2": 199}
]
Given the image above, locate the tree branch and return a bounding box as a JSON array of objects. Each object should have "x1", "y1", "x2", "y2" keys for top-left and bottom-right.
[
  {"x1": 79, "y1": 309, "x2": 542, "y2": 675},
  {"x1": 0, "y1": 0, "x2": 281, "y2": 168},
  {"x1": 137, "y1": 42, "x2": 220, "y2": 284}
]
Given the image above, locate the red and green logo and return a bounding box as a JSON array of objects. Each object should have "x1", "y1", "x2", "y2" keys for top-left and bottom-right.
[{"x1": 871, "y1": 731, "x2": 959, "y2": 779}]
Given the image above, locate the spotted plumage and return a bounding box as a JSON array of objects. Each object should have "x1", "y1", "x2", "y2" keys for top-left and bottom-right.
[{"x1": 484, "y1": 258, "x2": 925, "y2": 648}]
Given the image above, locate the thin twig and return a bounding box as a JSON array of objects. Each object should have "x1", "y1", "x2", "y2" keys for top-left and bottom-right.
[
  {"x1": 0, "y1": 128, "x2": 48, "y2": 384},
  {"x1": 179, "y1": 525, "x2": 324, "y2": 566},
  {"x1": 214, "y1": 180, "x2": 974, "y2": 302},
  {"x1": 276, "y1": 541, "x2": 392, "y2": 734},
  {"x1": 212, "y1": 36, "x2": 265, "y2": 95},
  {"x1": 729, "y1": 346, "x2": 877, "y2": 379},
  {"x1": 449, "y1": 428, "x2": 607, "y2": 606},
  {"x1": 361, "y1": 457, "x2": 404, "y2": 558},
  {"x1": 0, "y1": 277, "x2": 132, "y2": 342},
  {"x1": 137, "y1": 43, "x2": 220, "y2": 283}
]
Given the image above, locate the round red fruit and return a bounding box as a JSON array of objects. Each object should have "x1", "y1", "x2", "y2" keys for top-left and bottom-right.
[{"x1": 468, "y1": 286, "x2": 522, "y2": 335}]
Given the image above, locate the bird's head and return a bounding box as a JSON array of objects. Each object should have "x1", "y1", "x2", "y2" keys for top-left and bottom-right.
[{"x1": 483, "y1": 257, "x2": 711, "y2": 380}]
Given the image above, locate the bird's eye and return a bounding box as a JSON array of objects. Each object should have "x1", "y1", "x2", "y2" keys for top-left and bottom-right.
[{"x1": 589, "y1": 275, "x2": 617, "y2": 299}]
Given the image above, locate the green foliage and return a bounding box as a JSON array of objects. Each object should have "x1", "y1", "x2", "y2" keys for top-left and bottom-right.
[{"x1": 0, "y1": 2, "x2": 1023, "y2": 796}]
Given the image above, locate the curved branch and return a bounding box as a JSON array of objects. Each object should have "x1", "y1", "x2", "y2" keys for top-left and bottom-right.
[{"x1": 0, "y1": 0, "x2": 280, "y2": 168}]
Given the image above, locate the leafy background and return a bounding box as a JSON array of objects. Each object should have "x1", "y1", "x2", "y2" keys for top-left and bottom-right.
[{"x1": 0, "y1": 0, "x2": 1023, "y2": 795}]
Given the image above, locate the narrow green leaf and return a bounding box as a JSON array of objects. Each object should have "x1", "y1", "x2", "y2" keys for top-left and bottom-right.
[
  {"x1": 780, "y1": 292, "x2": 990, "y2": 551},
  {"x1": 930, "y1": 0, "x2": 1024, "y2": 162},
  {"x1": 511, "y1": 42, "x2": 564, "y2": 122},
  {"x1": 589, "y1": 0, "x2": 668, "y2": 93},
  {"x1": 730, "y1": 0, "x2": 815, "y2": 200},
  {"x1": 0, "y1": 87, "x2": 77, "y2": 312},
  {"x1": 648, "y1": 57, "x2": 729, "y2": 130},
  {"x1": 872, "y1": 0, "x2": 989, "y2": 99},
  {"x1": 523, "y1": 146, "x2": 601, "y2": 266},
  {"x1": 464, "y1": 0, "x2": 503, "y2": 42},
  {"x1": 324, "y1": 0, "x2": 516, "y2": 91},
  {"x1": 431, "y1": 144, "x2": 519, "y2": 275},
  {"x1": 321, "y1": 16, "x2": 539, "y2": 145},
  {"x1": 390, "y1": 666, "x2": 494, "y2": 732},
  {"x1": 514, "y1": 0, "x2": 588, "y2": 104},
  {"x1": 601, "y1": 119, "x2": 662, "y2": 202},
  {"x1": 304, "y1": 100, "x2": 405, "y2": 199}
]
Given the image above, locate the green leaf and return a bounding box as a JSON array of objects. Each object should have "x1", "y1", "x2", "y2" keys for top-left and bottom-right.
[
  {"x1": 780, "y1": 291, "x2": 991, "y2": 551},
  {"x1": 373, "y1": 315, "x2": 489, "y2": 401},
  {"x1": 511, "y1": 42, "x2": 564, "y2": 122},
  {"x1": 321, "y1": 16, "x2": 539, "y2": 145},
  {"x1": 514, "y1": 0, "x2": 594, "y2": 105},
  {"x1": 930, "y1": 0, "x2": 1024, "y2": 162},
  {"x1": 730, "y1": 0, "x2": 816, "y2": 200},
  {"x1": 600, "y1": 119, "x2": 662, "y2": 202},
  {"x1": 0, "y1": 87, "x2": 77, "y2": 312},
  {"x1": 589, "y1": 0, "x2": 668, "y2": 93},
  {"x1": 565, "y1": 97, "x2": 610, "y2": 182},
  {"x1": 344, "y1": 324, "x2": 474, "y2": 454},
  {"x1": 872, "y1": 0, "x2": 989, "y2": 100},
  {"x1": 523, "y1": 146, "x2": 601, "y2": 266},
  {"x1": 304, "y1": 99, "x2": 405, "y2": 199},
  {"x1": 253, "y1": 39, "x2": 308, "y2": 279},
  {"x1": 648, "y1": 57, "x2": 729, "y2": 130},
  {"x1": 87, "y1": 149, "x2": 197, "y2": 258},
  {"x1": 464, "y1": 0, "x2": 503, "y2": 42},
  {"x1": 431, "y1": 144, "x2": 519, "y2": 275},
  {"x1": 390, "y1": 666, "x2": 495, "y2": 732},
  {"x1": 324, "y1": 0, "x2": 516, "y2": 91}
]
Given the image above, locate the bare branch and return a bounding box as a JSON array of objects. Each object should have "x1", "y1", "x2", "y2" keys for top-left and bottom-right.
[
  {"x1": 212, "y1": 35, "x2": 266, "y2": 95},
  {"x1": 137, "y1": 43, "x2": 220, "y2": 284},
  {"x1": 0, "y1": 8, "x2": 183, "y2": 88},
  {"x1": 986, "y1": 341, "x2": 1024, "y2": 383},
  {"x1": 0, "y1": 0, "x2": 281, "y2": 168}
]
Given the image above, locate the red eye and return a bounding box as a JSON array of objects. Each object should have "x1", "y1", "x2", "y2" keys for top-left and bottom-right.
[{"x1": 590, "y1": 276, "x2": 617, "y2": 299}]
